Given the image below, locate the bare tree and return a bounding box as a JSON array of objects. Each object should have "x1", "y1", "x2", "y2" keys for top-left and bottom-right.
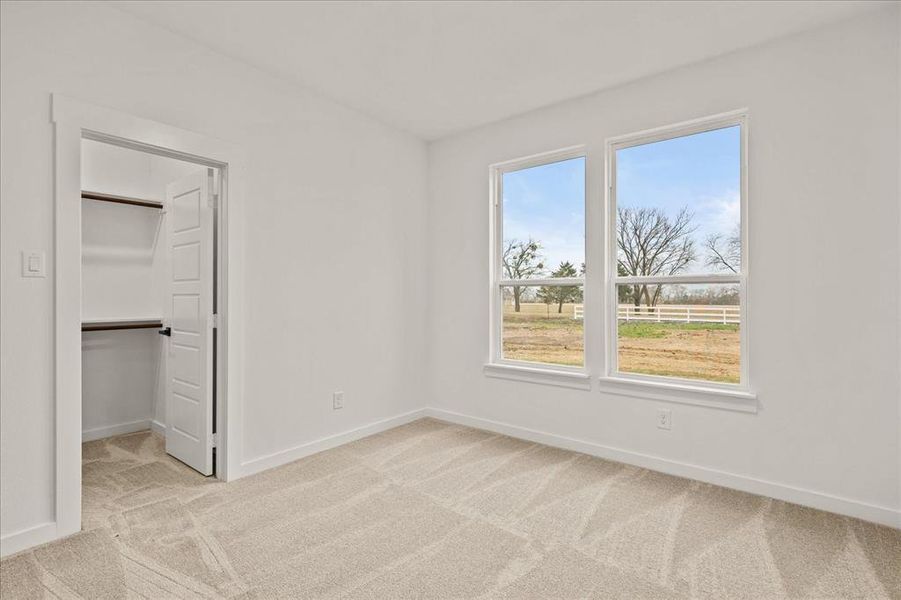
[
  {"x1": 502, "y1": 238, "x2": 544, "y2": 312},
  {"x1": 617, "y1": 206, "x2": 696, "y2": 308},
  {"x1": 704, "y1": 226, "x2": 741, "y2": 273}
]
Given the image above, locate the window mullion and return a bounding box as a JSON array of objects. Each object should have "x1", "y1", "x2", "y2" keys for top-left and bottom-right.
[
  {"x1": 614, "y1": 274, "x2": 740, "y2": 285},
  {"x1": 499, "y1": 277, "x2": 585, "y2": 287}
]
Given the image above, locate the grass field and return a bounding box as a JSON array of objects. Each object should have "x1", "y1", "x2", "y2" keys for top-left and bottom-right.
[{"x1": 502, "y1": 303, "x2": 740, "y2": 383}]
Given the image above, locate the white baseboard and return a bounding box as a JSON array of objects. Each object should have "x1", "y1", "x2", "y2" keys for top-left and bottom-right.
[
  {"x1": 150, "y1": 419, "x2": 166, "y2": 436},
  {"x1": 238, "y1": 409, "x2": 428, "y2": 478},
  {"x1": 82, "y1": 419, "x2": 153, "y2": 442},
  {"x1": 0, "y1": 522, "x2": 57, "y2": 558},
  {"x1": 425, "y1": 408, "x2": 901, "y2": 529}
]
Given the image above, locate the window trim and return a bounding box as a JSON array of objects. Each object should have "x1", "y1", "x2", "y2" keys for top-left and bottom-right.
[
  {"x1": 488, "y1": 145, "x2": 588, "y2": 375},
  {"x1": 604, "y1": 110, "x2": 752, "y2": 399}
]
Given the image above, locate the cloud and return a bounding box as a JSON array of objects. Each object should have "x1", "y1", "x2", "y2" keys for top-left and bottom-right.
[{"x1": 702, "y1": 189, "x2": 740, "y2": 235}]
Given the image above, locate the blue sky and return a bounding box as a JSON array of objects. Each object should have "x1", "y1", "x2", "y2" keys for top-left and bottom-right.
[
  {"x1": 502, "y1": 126, "x2": 740, "y2": 275},
  {"x1": 617, "y1": 125, "x2": 740, "y2": 273},
  {"x1": 503, "y1": 157, "x2": 585, "y2": 273}
]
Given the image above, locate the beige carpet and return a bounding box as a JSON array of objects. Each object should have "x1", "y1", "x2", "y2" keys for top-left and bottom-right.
[{"x1": 1, "y1": 418, "x2": 898, "y2": 599}]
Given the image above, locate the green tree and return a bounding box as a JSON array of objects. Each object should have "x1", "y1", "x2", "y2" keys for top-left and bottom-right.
[
  {"x1": 617, "y1": 263, "x2": 633, "y2": 304},
  {"x1": 538, "y1": 261, "x2": 580, "y2": 314}
]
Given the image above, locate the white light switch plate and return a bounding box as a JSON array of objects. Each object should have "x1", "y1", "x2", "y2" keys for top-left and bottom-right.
[{"x1": 22, "y1": 250, "x2": 46, "y2": 278}]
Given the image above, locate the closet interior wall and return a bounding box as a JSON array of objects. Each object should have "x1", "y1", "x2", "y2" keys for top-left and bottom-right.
[{"x1": 80, "y1": 139, "x2": 204, "y2": 441}]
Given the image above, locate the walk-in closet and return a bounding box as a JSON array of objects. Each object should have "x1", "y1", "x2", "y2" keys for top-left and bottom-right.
[{"x1": 81, "y1": 139, "x2": 219, "y2": 478}]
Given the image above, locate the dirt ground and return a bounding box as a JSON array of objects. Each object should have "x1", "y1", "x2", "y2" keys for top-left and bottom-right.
[
  {"x1": 502, "y1": 303, "x2": 740, "y2": 383},
  {"x1": 616, "y1": 325, "x2": 740, "y2": 383},
  {"x1": 502, "y1": 303, "x2": 584, "y2": 367}
]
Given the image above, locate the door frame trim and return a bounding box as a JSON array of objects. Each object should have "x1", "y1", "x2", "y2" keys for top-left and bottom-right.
[{"x1": 51, "y1": 94, "x2": 246, "y2": 541}]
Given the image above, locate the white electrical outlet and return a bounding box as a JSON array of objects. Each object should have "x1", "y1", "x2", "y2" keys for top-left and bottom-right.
[
  {"x1": 657, "y1": 409, "x2": 672, "y2": 430},
  {"x1": 333, "y1": 391, "x2": 344, "y2": 410}
]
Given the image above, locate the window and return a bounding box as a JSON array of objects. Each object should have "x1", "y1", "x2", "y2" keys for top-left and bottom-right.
[
  {"x1": 608, "y1": 115, "x2": 747, "y2": 389},
  {"x1": 490, "y1": 149, "x2": 586, "y2": 371}
]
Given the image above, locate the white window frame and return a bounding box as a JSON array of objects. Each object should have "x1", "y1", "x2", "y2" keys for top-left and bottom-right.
[
  {"x1": 486, "y1": 146, "x2": 590, "y2": 389},
  {"x1": 601, "y1": 110, "x2": 755, "y2": 408}
]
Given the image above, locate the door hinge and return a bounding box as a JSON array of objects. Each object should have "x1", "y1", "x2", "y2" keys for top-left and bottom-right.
[
  {"x1": 211, "y1": 433, "x2": 219, "y2": 448},
  {"x1": 211, "y1": 314, "x2": 218, "y2": 328}
]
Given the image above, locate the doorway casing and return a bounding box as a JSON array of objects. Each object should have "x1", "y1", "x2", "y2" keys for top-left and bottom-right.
[{"x1": 51, "y1": 94, "x2": 246, "y2": 543}]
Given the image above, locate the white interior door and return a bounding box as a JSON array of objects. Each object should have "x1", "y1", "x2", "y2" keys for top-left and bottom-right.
[{"x1": 164, "y1": 169, "x2": 215, "y2": 475}]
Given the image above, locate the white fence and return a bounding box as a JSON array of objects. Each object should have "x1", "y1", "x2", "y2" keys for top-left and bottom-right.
[{"x1": 573, "y1": 304, "x2": 739, "y2": 324}]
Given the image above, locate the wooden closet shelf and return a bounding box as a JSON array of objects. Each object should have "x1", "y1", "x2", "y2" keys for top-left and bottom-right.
[
  {"x1": 82, "y1": 191, "x2": 164, "y2": 209},
  {"x1": 82, "y1": 319, "x2": 163, "y2": 332}
]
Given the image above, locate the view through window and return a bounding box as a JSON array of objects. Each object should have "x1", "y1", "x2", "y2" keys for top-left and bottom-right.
[
  {"x1": 612, "y1": 123, "x2": 744, "y2": 384},
  {"x1": 497, "y1": 154, "x2": 585, "y2": 367}
]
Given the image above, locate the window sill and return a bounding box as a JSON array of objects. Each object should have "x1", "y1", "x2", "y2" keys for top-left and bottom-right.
[
  {"x1": 598, "y1": 376, "x2": 757, "y2": 413},
  {"x1": 484, "y1": 363, "x2": 591, "y2": 391}
]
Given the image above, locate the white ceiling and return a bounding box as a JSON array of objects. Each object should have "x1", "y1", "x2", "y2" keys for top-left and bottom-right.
[{"x1": 114, "y1": 1, "x2": 886, "y2": 140}]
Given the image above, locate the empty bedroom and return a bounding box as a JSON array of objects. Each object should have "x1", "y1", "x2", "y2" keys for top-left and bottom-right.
[{"x1": 1, "y1": 1, "x2": 899, "y2": 598}]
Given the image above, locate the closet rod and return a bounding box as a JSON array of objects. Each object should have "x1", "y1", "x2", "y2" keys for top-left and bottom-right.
[
  {"x1": 82, "y1": 191, "x2": 164, "y2": 209},
  {"x1": 82, "y1": 320, "x2": 163, "y2": 332}
]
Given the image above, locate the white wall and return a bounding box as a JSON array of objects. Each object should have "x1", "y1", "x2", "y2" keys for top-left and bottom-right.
[
  {"x1": 82, "y1": 139, "x2": 203, "y2": 322},
  {"x1": 81, "y1": 140, "x2": 205, "y2": 439},
  {"x1": 81, "y1": 329, "x2": 161, "y2": 439},
  {"x1": 0, "y1": 1, "x2": 428, "y2": 541},
  {"x1": 426, "y1": 9, "x2": 900, "y2": 522}
]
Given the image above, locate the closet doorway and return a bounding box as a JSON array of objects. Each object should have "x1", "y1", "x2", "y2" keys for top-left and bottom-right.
[
  {"x1": 81, "y1": 139, "x2": 219, "y2": 476},
  {"x1": 52, "y1": 95, "x2": 245, "y2": 543}
]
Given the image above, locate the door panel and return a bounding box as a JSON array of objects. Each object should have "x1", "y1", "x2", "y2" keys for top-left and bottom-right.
[
  {"x1": 164, "y1": 169, "x2": 214, "y2": 475},
  {"x1": 172, "y1": 343, "x2": 201, "y2": 383},
  {"x1": 172, "y1": 189, "x2": 201, "y2": 231},
  {"x1": 170, "y1": 392, "x2": 201, "y2": 439},
  {"x1": 172, "y1": 295, "x2": 199, "y2": 329},
  {"x1": 172, "y1": 243, "x2": 201, "y2": 280}
]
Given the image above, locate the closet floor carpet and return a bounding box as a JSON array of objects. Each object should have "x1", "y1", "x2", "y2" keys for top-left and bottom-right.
[{"x1": 1, "y1": 418, "x2": 899, "y2": 599}]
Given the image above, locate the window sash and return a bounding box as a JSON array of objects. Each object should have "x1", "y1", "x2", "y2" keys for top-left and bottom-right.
[
  {"x1": 495, "y1": 281, "x2": 586, "y2": 371},
  {"x1": 606, "y1": 110, "x2": 749, "y2": 390},
  {"x1": 491, "y1": 147, "x2": 587, "y2": 372},
  {"x1": 492, "y1": 146, "x2": 586, "y2": 288}
]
